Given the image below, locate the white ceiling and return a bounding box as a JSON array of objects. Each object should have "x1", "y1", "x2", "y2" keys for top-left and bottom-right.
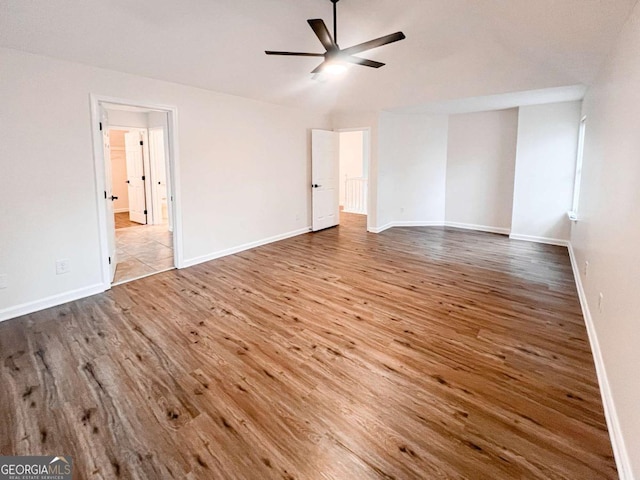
[{"x1": 1, "y1": 0, "x2": 637, "y2": 113}]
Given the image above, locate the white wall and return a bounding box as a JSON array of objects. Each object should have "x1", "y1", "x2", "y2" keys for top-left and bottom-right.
[
  {"x1": 347, "y1": 105, "x2": 577, "y2": 237},
  {"x1": 570, "y1": 3, "x2": 640, "y2": 477},
  {"x1": 338, "y1": 131, "x2": 364, "y2": 207},
  {"x1": 445, "y1": 109, "x2": 518, "y2": 232},
  {"x1": 377, "y1": 113, "x2": 449, "y2": 228},
  {"x1": 511, "y1": 101, "x2": 582, "y2": 243},
  {"x1": 0, "y1": 48, "x2": 329, "y2": 319}
]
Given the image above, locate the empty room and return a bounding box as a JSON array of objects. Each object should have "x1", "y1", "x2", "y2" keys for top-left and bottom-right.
[{"x1": 1, "y1": 0, "x2": 639, "y2": 479}]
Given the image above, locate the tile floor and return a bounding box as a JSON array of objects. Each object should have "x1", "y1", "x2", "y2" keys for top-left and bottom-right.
[{"x1": 114, "y1": 223, "x2": 174, "y2": 284}]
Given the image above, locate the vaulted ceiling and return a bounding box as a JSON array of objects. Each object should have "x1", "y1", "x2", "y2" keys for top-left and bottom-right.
[{"x1": 1, "y1": 0, "x2": 637, "y2": 113}]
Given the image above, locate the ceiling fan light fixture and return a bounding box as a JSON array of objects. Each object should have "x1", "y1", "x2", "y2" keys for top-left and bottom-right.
[{"x1": 323, "y1": 62, "x2": 347, "y2": 75}]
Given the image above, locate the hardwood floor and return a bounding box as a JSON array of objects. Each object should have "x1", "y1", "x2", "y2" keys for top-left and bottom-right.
[
  {"x1": 115, "y1": 212, "x2": 140, "y2": 229},
  {"x1": 0, "y1": 213, "x2": 616, "y2": 479}
]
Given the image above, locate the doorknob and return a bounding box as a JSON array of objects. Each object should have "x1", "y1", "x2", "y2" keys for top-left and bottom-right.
[{"x1": 110, "y1": 195, "x2": 118, "y2": 201}]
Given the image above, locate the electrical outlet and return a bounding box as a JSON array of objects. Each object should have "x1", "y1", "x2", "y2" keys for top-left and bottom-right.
[
  {"x1": 598, "y1": 292, "x2": 604, "y2": 313},
  {"x1": 56, "y1": 259, "x2": 71, "y2": 275},
  {"x1": 584, "y1": 261, "x2": 589, "y2": 277},
  {"x1": 0, "y1": 274, "x2": 7, "y2": 289}
]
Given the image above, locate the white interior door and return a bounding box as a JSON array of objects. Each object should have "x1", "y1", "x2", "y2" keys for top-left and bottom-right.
[
  {"x1": 125, "y1": 131, "x2": 147, "y2": 225},
  {"x1": 100, "y1": 106, "x2": 117, "y2": 282},
  {"x1": 312, "y1": 129, "x2": 340, "y2": 231},
  {"x1": 149, "y1": 128, "x2": 168, "y2": 225}
]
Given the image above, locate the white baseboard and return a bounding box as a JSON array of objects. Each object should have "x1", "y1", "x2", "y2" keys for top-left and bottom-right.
[
  {"x1": 369, "y1": 220, "x2": 510, "y2": 235},
  {"x1": 0, "y1": 283, "x2": 105, "y2": 323},
  {"x1": 392, "y1": 220, "x2": 443, "y2": 227},
  {"x1": 369, "y1": 220, "x2": 443, "y2": 233},
  {"x1": 0, "y1": 227, "x2": 312, "y2": 322},
  {"x1": 567, "y1": 243, "x2": 633, "y2": 480},
  {"x1": 369, "y1": 222, "x2": 567, "y2": 248},
  {"x1": 368, "y1": 222, "x2": 394, "y2": 234},
  {"x1": 114, "y1": 208, "x2": 129, "y2": 214},
  {"x1": 182, "y1": 227, "x2": 312, "y2": 268},
  {"x1": 444, "y1": 221, "x2": 510, "y2": 235},
  {"x1": 509, "y1": 233, "x2": 569, "y2": 247}
]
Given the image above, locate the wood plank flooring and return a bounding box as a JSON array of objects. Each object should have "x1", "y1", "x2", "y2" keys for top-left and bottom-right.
[
  {"x1": 0, "y1": 213, "x2": 617, "y2": 479},
  {"x1": 115, "y1": 212, "x2": 141, "y2": 229}
]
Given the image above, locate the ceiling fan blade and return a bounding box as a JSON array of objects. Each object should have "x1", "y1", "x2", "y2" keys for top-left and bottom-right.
[
  {"x1": 308, "y1": 19, "x2": 337, "y2": 52},
  {"x1": 341, "y1": 32, "x2": 406, "y2": 56},
  {"x1": 342, "y1": 56, "x2": 385, "y2": 68},
  {"x1": 311, "y1": 61, "x2": 327, "y2": 74},
  {"x1": 265, "y1": 51, "x2": 325, "y2": 57}
]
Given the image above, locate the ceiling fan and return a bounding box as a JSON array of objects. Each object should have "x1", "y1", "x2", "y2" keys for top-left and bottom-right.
[{"x1": 265, "y1": 0, "x2": 406, "y2": 74}]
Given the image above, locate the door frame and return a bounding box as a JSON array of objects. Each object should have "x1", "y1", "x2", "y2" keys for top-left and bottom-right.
[
  {"x1": 90, "y1": 94, "x2": 183, "y2": 290},
  {"x1": 337, "y1": 127, "x2": 372, "y2": 230}
]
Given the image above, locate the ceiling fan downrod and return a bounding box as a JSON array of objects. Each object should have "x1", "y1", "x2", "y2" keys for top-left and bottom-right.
[{"x1": 331, "y1": 0, "x2": 339, "y2": 46}]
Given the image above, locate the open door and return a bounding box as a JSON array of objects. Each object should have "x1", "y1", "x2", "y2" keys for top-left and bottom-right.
[
  {"x1": 100, "y1": 107, "x2": 117, "y2": 282},
  {"x1": 312, "y1": 129, "x2": 340, "y2": 231},
  {"x1": 125, "y1": 131, "x2": 147, "y2": 224}
]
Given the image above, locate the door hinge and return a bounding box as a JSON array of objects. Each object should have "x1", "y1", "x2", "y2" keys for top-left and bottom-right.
[
  {"x1": 104, "y1": 191, "x2": 107, "y2": 199},
  {"x1": 99, "y1": 122, "x2": 103, "y2": 131},
  {"x1": 144, "y1": 209, "x2": 148, "y2": 215},
  {"x1": 141, "y1": 175, "x2": 145, "y2": 180},
  {"x1": 108, "y1": 256, "x2": 111, "y2": 265},
  {"x1": 140, "y1": 140, "x2": 143, "y2": 146}
]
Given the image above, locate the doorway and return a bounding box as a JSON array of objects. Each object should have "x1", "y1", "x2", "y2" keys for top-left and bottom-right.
[
  {"x1": 338, "y1": 128, "x2": 370, "y2": 221},
  {"x1": 109, "y1": 123, "x2": 173, "y2": 283},
  {"x1": 91, "y1": 96, "x2": 182, "y2": 289}
]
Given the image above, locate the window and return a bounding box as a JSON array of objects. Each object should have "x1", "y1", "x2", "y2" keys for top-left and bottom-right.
[{"x1": 569, "y1": 116, "x2": 586, "y2": 220}]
